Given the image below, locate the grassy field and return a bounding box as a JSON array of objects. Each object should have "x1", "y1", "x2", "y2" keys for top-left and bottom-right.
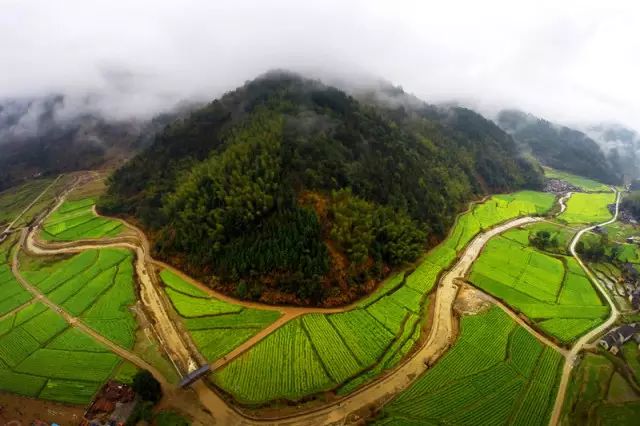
[
  {"x1": 21, "y1": 248, "x2": 138, "y2": 348},
  {"x1": 374, "y1": 307, "x2": 563, "y2": 425},
  {"x1": 40, "y1": 197, "x2": 124, "y2": 241},
  {"x1": 160, "y1": 269, "x2": 281, "y2": 362},
  {"x1": 605, "y1": 221, "x2": 640, "y2": 241},
  {"x1": 212, "y1": 191, "x2": 556, "y2": 404},
  {"x1": 559, "y1": 192, "x2": 616, "y2": 224},
  {"x1": 469, "y1": 224, "x2": 608, "y2": 344},
  {"x1": 544, "y1": 168, "x2": 611, "y2": 192},
  {"x1": 561, "y1": 352, "x2": 640, "y2": 425},
  {"x1": 0, "y1": 301, "x2": 124, "y2": 404}
]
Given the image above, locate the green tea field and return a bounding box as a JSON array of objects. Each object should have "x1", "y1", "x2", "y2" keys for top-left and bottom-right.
[
  {"x1": 469, "y1": 225, "x2": 608, "y2": 344},
  {"x1": 41, "y1": 198, "x2": 124, "y2": 241},
  {"x1": 375, "y1": 307, "x2": 563, "y2": 425}
]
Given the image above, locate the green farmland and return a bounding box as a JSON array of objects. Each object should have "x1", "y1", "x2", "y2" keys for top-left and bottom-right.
[
  {"x1": 0, "y1": 301, "x2": 125, "y2": 404},
  {"x1": 41, "y1": 198, "x2": 124, "y2": 241},
  {"x1": 559, "y1": 192, "x2": 616, "y2": 224},
  {"x1": 213, "y1": 191, "x2": 555, "y2": 404},
  {"x1": 0, "y1": 239, "x2": 32, "y2": 316},
  {"x1": 561, "y1": 353, "x2": 640, "y2": 425},
  {"x1": 160, "y1": 269, "x2": 281, "y2": 362},
  {"x1": 544, "y1": 168, "x2": 611, "y2": 192},
  {"x1": 21, "y1": 248, "x2": 138, "y2": 348},
  {"x1": 469, "y1": 225, "x2": 608, "y2": 344},
  {"x1": 0, "y1": 177, "x2": 65, "y2": 229},
  {"x1": 375, "y1": 307, "x2": 563, "y2": 425}
]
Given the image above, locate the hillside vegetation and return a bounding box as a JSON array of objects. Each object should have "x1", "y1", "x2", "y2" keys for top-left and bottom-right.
[
  {"x1": 100, "y1": 72, "x2": 542, "y2": 306},
  {"x1": 498, "y1": 110, "x2": 620, "y2": 185}
]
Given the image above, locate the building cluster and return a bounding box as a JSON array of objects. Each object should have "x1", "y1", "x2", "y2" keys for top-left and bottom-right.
[
  {"x1": 599, "y1": 323, "x2": 640, "y2": 354},
  {"x1": 81, "y1": 381, "x2": 136, "y2": 426}
]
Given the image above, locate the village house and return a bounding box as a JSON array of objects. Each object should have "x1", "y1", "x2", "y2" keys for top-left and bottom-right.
[{"x1": 599, "y1": 323, "x2": 640, "y2": 354}]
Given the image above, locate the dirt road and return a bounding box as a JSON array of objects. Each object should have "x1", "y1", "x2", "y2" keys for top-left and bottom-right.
[
  {"x1": 23, "y1": 180, "x2": 545, "y2": 424},
  {"x1": 549, "y1": 190, "x2": 621, "y2": 426}
]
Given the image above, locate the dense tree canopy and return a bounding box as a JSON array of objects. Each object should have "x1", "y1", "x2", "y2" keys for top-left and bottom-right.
[{"x1": 100, "y1": 72, "x2": 542, "y2": 306}]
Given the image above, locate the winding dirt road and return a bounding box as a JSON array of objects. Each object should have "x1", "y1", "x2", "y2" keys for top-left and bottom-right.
[
  {"x1": 18, "y1": 175, "x2": 554, "y2": 425},
  {"x1": 548, "y1": 189, "x2": 621, "y2": 426},
  {"x1": 19, "y1": 175, "x2": 617, "y2": 426}
]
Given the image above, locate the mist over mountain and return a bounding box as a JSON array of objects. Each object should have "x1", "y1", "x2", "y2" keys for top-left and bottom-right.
[
  {"x1": 0, "y1": 94, "x2": 196, "y2": 190},
  {"x1": 583, "y1": 123, "x2": 640, "y2": 181},
  {"x1": 496, "y1": 109, "x2": 622, "y2": 185}
]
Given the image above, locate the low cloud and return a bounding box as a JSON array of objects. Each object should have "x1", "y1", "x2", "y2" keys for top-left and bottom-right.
[{"x1": 1, "y1": 0, "x2": 639, "y2": 129}]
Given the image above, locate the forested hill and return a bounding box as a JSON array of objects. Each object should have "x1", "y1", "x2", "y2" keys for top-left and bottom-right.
[
  {"x1": 497, "y1": 109, "x2": 621, "y2": 184},
  {"x1": 100, "y1": 71, "x2": 542, "y2": 306}
]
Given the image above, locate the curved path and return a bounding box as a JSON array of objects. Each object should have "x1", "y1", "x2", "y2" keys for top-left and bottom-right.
[
  {"x1": 19, "y1": 178, "x2": 584, "y2": 425},
  {"x1": 549, "y1": 189, "x2": 621, "y2": 426},
  {"x1": 24, "y1": 196, "x2": 543, "y2": 425}
]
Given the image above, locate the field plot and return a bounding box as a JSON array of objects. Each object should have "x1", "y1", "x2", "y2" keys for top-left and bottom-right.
[
  {"x1": 21, "y1": 248, "x2": 138, "y2": 348},
  {"x1": 544, "y1": 168, "x2": 611, "y2": 192},
  {"x1": 41, "y1": 197, "x2": 124, "y2": 241},
  {"x1": 0, "y1": 301, "x2": 124, "y2": 405},
  {"x1": 160, "y1": 269, "x2": 281, "y2": 362},
  {"x1": 0, "y1": 240, "x2": 32, "y2": 316},
  {"x1": 469, "y1": 225, "x2": 608, "y2": 344},
  {"x1": 374, "y1": 307, "x2": 563, "y2": 426},
  {"x1": 559, "y1": 192, "x2": 616, "y2": 224},
  {"x1": 561, "y1": 353, "x2": 640, "y2": 425},
  {"x1": 0, "y1": 177, "x2": 63, "y2": 228}
]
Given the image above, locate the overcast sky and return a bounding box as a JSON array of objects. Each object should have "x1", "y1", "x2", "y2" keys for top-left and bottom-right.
[{"x1": 2, "y1": 0, "x2": 640, "y2": 128}]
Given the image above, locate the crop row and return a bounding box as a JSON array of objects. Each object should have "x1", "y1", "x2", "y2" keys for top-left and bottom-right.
[
  {"x1": 0, "y1": 301, "x2": 123, "y2": 404},
  {"x1": 41, "y1": 197, "x2": 123, "y2": 241},
  {"x1": 376, "y1": 308, "x2": 562, "y2": 425},
  {"x1": 469, "y1": 224, "x2": 607, "y2": 343}
]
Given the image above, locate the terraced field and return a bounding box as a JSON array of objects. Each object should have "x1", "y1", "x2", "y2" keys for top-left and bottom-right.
[
  {"x1": 544, "y1": 168, "x2": 611, "y2": 192},
  {"x1": 559, "y1": 192, "x2": 616, "y2": 224},
  {"x1": 469, "y1": 224, "x2": 608, "y2": 344},
  {"x1": 374, "y1": 307, "x2": 563, "y2": 425},
  {"x1": 40, "y1": 198, "x2": 124, "y2": 241},
  {"x1": 561, "y1": 353, "x2": 640, "y2": 425},
  {"x1": 0, "y1": 177, "x2": 65, "y2": 229},
  {"x1": 160, "y1": 269, "x2": 281, "y2": 361},
  {"x1": 21, "y1": 248, "x2": 138, "y2": 348},
  {"x1": 212, "y1": 191, "x2": 556, "y2": 404},
  {"x1": 0, "y1": 239, "x2": 32, "y2": 316}
]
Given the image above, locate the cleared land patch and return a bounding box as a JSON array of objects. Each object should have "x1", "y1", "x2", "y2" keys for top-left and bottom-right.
[
  {"x1": 374, "y1": 307, "x2": 563, "y2": 425},
  {"x1": 41, "y1": 197, "x2": 124, "y2": 241},
  {"x1": 559, "y1": 192, "x2": 616, "y2": 224},
  {"x1": 469, "y1": 225, "x2": 608, "y2": 344}
]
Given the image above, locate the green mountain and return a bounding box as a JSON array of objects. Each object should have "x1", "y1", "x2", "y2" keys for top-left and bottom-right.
[
  {"x1": 497, "y1": 109, "x2": 621, "y2": 184},
  {"x1": 100, "y1": 71, "x2": 542, "y2": 306}
]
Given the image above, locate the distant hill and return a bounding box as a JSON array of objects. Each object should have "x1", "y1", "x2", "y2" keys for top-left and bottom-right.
[
  {"x1": 0, "y1": 95, "x2": 189, "y2": 191},
  {"x1": 496, "y1": 109, "x2": 621, "y2": 184},
  {"x1": 584, "y1": 123, "x2": 640, "y2": 181},
  {"x1": 101, "y1": 71, "x2": 542, "y2": 306}
]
